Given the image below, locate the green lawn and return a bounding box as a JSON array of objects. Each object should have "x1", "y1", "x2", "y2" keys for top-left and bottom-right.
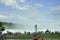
[
  {"x1": 38, "y1": 34, "x2": 60, "y2": 38},
  {"x1": 5, "y1": 34, "x2": 60, "y2": 39}
]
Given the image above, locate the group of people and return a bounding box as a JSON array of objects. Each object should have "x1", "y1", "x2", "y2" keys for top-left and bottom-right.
[{"x1": 33, "y1": 35, "x2": 43, "y2": 40}]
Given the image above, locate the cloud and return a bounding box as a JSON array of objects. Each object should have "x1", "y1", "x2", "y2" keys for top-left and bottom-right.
[
  {"x1": 0, "y1": 0, "x2": 16, "y2": 6},
  {"x1": 50, "y1": 6, "x2": 60, "y2": 11},
  {"x1": 0, "y1": 0, "x2": 18, "y2": 9},
  {"x1": 48, "y1": 6, "x2": 60, "y2": 17},
  {"x1": 19, "y1": 0, "x2": 26, "y2": 3},
  {"x1": 0, "y1": 0, "x2": 28, "y2": 10},
  {"x1": 0, "y1": 15, "x2": 8, "y2": 19},
  {"x1": 34, "y1": 3, "x2": 44, "y2": 7},
  {"x1": 10, "y1": 14, "x2": 37, "y2": 23},
  {"x1": 0, "y1": 0, "x2": 45, "y2": 10}
]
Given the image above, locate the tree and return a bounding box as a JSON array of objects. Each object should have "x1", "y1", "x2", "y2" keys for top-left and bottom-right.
[
  {"x1": 0, "y1": 22, "x2": 5, "y2": 34},
  {"x1": 0, "y1": 22, "x2": 2, "y2": 27},
  {"x1": 46, "y1": 29, "x2": 49, "y2": 32},
  {"x1": 45, "y1": 29, "x2": 50, "y2": 34},
  {"x1": 27, "y1": 32, "x2": 30, "y2": 35}
]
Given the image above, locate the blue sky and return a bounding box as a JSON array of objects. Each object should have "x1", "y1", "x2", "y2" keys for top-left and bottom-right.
[{"x1": 0, "y1": 0, "x2": 60, "y2": 32}]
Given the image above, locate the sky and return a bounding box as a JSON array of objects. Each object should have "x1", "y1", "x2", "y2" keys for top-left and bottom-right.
[{"x1": 0, "y1": 0, "x2": 60, "y2": 33}]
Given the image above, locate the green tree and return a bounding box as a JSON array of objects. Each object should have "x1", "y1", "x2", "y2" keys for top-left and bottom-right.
[
  {"x1": 0, "y1": 22, "x2": 2, "y2": 27},
  {"x1": 0, "y1": 22, "x2": 5, "y2": 34}
]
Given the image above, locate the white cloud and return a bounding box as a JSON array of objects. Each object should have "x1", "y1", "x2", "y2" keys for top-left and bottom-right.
[
  {"x1": 47, "y1": 6, "x2": 60, "y2": 17},
  {"x1": 19, "y1": 6, "x2": 29, "y2": 10},
  {"x1": 19, "y1": 0, "x2": 26, "y2": 3},
  {"x1": 34, "y1": 3, "x2": 44, "y2": 7},
  {"x1": 0, "y1": 0, "x2": 16, "y2": 6},
  {"x1": 0, "y1": 0, "x2": 45, "y2": 10},
  {"x1": 0, "y1": 15, "x2": 8, "y2": 19},
  {"x1": 0, "y1": 0, "x2": 28, "y2": 10},
  {"x1": 49, "y1": 6, "x2": 60, "y2": 11},
  {"x1": 0, "y1": 0, "x2": 18, "y2": 9},
  {"x1": 10, "y1": 14, "x2": 36, "y2": 23}
]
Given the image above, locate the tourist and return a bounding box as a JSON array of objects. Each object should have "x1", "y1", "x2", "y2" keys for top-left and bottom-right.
[
  {"x1": 38, "y1": 36, "x2": 44, "y2": 40},
  {"x1": 33, "y1": 35, "x2": 38, "y2": 40}
]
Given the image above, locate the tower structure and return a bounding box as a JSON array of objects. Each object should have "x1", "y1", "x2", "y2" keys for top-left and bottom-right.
[{"x1": 35, "y1": 24, "x2": 37, "y2": 33}]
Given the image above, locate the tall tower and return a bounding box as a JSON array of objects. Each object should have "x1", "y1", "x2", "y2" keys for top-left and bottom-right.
[{"x1": 35, "y1": 24, "x2": 37, "y2": 33}]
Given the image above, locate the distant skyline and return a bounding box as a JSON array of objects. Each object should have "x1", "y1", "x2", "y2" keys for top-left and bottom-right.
[{"x1": 0, "y1": 0, "x2": 60, "y2": 33}]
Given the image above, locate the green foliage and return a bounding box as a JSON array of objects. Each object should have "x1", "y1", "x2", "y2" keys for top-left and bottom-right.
[
  {"x1": 0, "y1": 22, "x2": 5, "y2": 34},
  {"x1": 0, "y1": 31, "x2": 2, "y2": 34},
  {"x1": 1, "y1": 27, "x2": 5, "y2": 31},
  {"x1": 45, "y1": 29, "x2": 50, "y2": 32},
  {"x1": 0, "y1": 22, "x2": 2, "y2": 27}
]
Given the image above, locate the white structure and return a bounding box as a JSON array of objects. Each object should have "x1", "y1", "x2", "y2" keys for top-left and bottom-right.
[{"x1": 35, "y1": 25, "x2": 37, "y2": 33}]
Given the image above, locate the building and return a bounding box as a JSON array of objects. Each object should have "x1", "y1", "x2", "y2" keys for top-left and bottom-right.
[{"x1": 35, "y1": 25, "x2": 37, "y2": 33}]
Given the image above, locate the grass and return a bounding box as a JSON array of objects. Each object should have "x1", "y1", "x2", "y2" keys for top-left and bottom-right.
[
  {"x1": 38, "y1": 34, "x2": 60, "y2": 38},
  {"x1": 5, "y1": 34, "x2": 60, "y2": 39},
  {"x1": 5, "y1": 35, "x2": 33, "y2": 39}
]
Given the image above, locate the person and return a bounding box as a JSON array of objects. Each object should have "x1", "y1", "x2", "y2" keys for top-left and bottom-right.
[
  {"x1": 38, "y1": 36, "x2": 44, "y2": 40},
  {"x1": 33, "y1": 35, "x2": 38, "y2": 40}
]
